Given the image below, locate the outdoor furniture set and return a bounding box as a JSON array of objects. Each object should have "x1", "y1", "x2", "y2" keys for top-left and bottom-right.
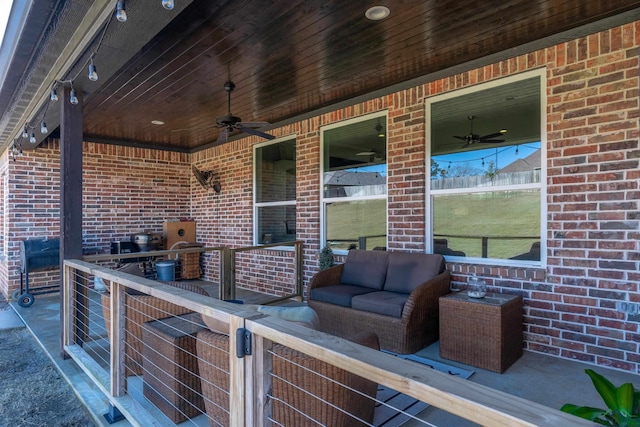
[{"x1": 100, "y1": 248, "x2": 523, "y2": 425}]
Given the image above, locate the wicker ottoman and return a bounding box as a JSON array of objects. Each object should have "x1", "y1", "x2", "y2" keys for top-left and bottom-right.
[
  {"x1": 439, "y1": 291, "x2": 523, "y2": 373},
  {"x1": 142, "y1": 312, "x2": 206, "y2": 423}
]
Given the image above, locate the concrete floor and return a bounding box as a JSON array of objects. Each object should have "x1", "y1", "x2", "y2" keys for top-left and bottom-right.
[{"x1": 8, "y1": 291, "x2": 640, "y2": 426}]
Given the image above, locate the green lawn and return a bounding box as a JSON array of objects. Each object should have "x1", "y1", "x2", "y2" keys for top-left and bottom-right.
[
  {"x1": 325, "y1": 190, "x2": 540, "y2": 258},
  {"x1": 433, "y1": 190, "x2": 540, "y2": 258}
]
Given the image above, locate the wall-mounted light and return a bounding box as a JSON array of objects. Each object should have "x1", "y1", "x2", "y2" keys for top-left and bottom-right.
[
  {"x1": 41, "y1": 122, "x2": 48, "y2": 134},
  {"x1": 29, "y1": 132, "x2": 36, "y2": 144},
  {"x1": 162, "y1": 0, "x2": 175, "y2": 10},
  {"x1": 88, "y1": 58, "x2": 98, "y2": 81},
  {"x1": 116, "y1": 0, "x2": 127, "y2": 22}
]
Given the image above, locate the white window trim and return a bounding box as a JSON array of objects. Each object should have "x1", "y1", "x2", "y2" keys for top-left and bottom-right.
[
  {"x1": 253, "y1": 136, "x2": 297, "y2": 249},
  {"x1": 425, "y1": 68, "x2": 547, "y2": 267},
  {"x1": 320, "y1": 112, "x2": 388, "y2": 255}
]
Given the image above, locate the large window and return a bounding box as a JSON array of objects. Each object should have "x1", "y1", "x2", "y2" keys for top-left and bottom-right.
[
  {"x1": 321, "y1": 113, "x2": 387, "y2": 252},
  {"x1": 254, "y1": 138, "x2": 296, "y2": 245},
  {"x1": 427, "y1": 70, "x2": 545, "y2": 264}
]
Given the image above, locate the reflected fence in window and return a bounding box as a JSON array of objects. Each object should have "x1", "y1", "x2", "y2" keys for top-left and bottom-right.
[
  {"x1": 62, "y1": 256, "x2": 586, "y2": 426},
  {"x1": 434, "y1": 234, "x2": 540, "y2": 260}
]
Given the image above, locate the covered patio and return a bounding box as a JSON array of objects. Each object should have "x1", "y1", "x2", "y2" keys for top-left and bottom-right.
[{"x1": 1, "y1": 0, "x2": 640, "y2": 425}]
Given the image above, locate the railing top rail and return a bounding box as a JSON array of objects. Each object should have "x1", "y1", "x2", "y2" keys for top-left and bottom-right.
[
  {"x1": 64, "y1": 258, "x2": 243, "y2": 325},
  {"x1": 248, "y1": 315, "x2": 595, "y2": 427},
  {"x1": 434, "y1": 234, "x2": 539, "y2": 240},
  {"x1": 82, "y1": 246, "x2": 226, "y2": 262},
  {"x1": 231, "y1": 240, "x2": 302, "y2": 253}
]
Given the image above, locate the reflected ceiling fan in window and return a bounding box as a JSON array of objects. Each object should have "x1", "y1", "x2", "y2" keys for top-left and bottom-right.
[
  {"x1": 215, "y1": 81, "x2": 275, "y2": 145},
  {"x1": 453, "y1": 115, "x2": 506, "y2": 147},
  {"x1": 356, "y1": 148, "x2": 385, "y2": 162}
]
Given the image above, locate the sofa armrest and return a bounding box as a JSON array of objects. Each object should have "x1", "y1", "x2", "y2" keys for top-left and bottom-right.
[
  {"x1": 401, "y1": 270, "x2": 451, "y2": 324},
  {"x1": 308, "y1": 264, "x2": 345, "y2": 291}
]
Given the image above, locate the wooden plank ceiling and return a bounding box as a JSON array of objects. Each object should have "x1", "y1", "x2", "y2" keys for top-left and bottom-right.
[{"x1": 78, "y1": 0, "x2": 640, "y2": 151}]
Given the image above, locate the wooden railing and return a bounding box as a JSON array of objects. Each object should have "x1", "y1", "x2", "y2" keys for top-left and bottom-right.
[{"x1": 61, "y1": 258, "x2": 595, "y2": 427}]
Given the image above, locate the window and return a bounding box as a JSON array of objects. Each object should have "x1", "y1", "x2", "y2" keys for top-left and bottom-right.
[
  {"x1": 427, "y1": 70, "x2": 545, "y2": 264},
  {"x1": 321, "y1": 113, "x2": 387, "y2": 252},
  {"x1": 254, "y1": 138, "x2": 296, "y2": 245}
]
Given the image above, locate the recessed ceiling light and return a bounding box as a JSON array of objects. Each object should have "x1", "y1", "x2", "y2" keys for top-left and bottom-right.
[
  {"x1": 365, "y1": 6, "x2": 390, "y2": 21},
  {"x1": 151, "y1": 120, "x2": 165, "y2": 125}
]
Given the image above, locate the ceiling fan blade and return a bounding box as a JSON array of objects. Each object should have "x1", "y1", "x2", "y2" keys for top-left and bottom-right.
[
  {"x1": 237, "y1": 125, "x2": 275, "y2": 140},
  {"x1": 452, "y1": 136, "x2": 468, "y2": 141},
  {"x1": 238, "y1": 121, "x2": 271, "y2": 128},
  {"x1": 171, "y1": 125, "x2": 217, "y2": 133},
  {"x1": 478, "y1": 139, "x2": 505, "y2": 143},
  {"x1": 215, "y1": 128, "x2": 228, "y2": 145},
  {"x1": 479, "y1": 132, "x2": 504, "y2": 140}
]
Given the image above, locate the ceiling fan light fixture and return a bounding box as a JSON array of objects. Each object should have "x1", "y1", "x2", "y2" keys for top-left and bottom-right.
[
  {"x1": 151, "y1": 120, "x2": 165, "y2": 125},
  {"x1": 365, "y1": 6, "x2": 390, "y2": 21},
  {"x1": 500, "y1": 129, "x2": 508, "y2": 134},
  {"x1": 375, "y1": 123, "x2": 385, "y2": 138}
]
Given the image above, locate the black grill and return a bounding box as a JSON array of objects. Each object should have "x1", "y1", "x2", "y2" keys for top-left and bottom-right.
[{"x1": 16, "y1": 237, "x2": 60, "y2": 307}]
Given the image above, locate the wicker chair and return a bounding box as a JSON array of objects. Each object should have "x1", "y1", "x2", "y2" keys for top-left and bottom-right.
[
  {"x1": 101, "y1": 280, "x2": 209, "y2": 376},
  {"x1": 196, "y1": 329, "x2": 379, "y2": 427}
]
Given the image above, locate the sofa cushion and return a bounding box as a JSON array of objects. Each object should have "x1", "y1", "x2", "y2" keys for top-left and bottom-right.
[
  {"x1": 351, "y1": 291, "x2": 408, "y2": 318},
  {"x1": 310, "y1": 284, "x2": 375, "y2": 307},
  {"x1": 340, "y1": 249, "x2": 389, "y2": 290},
  {"x1": 384, "y1": 253, "x2": 446, "y2": 294}
]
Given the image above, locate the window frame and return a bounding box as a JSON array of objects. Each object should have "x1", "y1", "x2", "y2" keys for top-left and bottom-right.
[
  {"x1": 320, "y1": 112, "x2": 389, "y2": 255},
  {"x1": 253, "y1": 136, "x2": 297, "y2": 248},
  {"x1": 425, "y1": 69, "x2": 547, "y2": 267}
]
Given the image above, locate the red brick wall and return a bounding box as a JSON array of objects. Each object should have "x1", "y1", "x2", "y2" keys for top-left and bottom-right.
[{"x1": 0, "y1": 140, "x2": 191, "y2": 297}]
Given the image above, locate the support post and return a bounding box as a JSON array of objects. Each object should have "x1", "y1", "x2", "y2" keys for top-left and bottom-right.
[{"x1": 59, "y1": 85, "x2": 84, "y2": 358}]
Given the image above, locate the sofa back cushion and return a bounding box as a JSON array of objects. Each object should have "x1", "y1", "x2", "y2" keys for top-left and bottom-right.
[
  {"x1": 383, "y1": 252, "x2": 446, "y2": 294},
  {"x1": 340, "y1": 249, "x2": 389, "y2": 290}
]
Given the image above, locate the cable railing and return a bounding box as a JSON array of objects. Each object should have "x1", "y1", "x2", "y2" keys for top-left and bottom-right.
[{"x1": 61, "y1": 256, "x2": 594, "y2": 427}]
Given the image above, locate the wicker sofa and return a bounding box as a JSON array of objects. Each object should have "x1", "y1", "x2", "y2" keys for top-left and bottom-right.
[{"x1": 308, "y1": 250, "x2": 451, "y2": 354}]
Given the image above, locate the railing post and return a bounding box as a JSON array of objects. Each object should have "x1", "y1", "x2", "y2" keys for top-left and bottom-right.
[
  {"x1": 62, "y1": 263, "x2": 73, "y2": 347},
  {"x1": 247, "y1": 333, "x2": 273, "y2": 427},
  {"x1": 482, "y1": 237, "x2": 488, "y2": 258},
  {"x1": 295, "y1": 241, "x2": 303, "y2": 301},
  {"x1": 109, "y1": 280, "x2": 126, "y2": 397},
  {"x1": 220, "y1": 247, "x2": 235, "y2": 301},
  {"x1": 358, "y1": 236, "x2": 367, "y2": 250},
  {"x1": 229, "y1": 313, "x2": 246, "y2": 426}
]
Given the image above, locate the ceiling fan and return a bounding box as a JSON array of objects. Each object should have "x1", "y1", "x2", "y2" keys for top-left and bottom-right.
[
  {"x1": 215, "y1": 81, "x2": 275, "y2": 145},
  {"x1": 453, "y1": 115, "x2": 506, "y2": 147}
]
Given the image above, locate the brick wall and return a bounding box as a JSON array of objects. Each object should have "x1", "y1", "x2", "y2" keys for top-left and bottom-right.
[{"x1": 0, "y1": 140, "x2": 191, "y2": 297}]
